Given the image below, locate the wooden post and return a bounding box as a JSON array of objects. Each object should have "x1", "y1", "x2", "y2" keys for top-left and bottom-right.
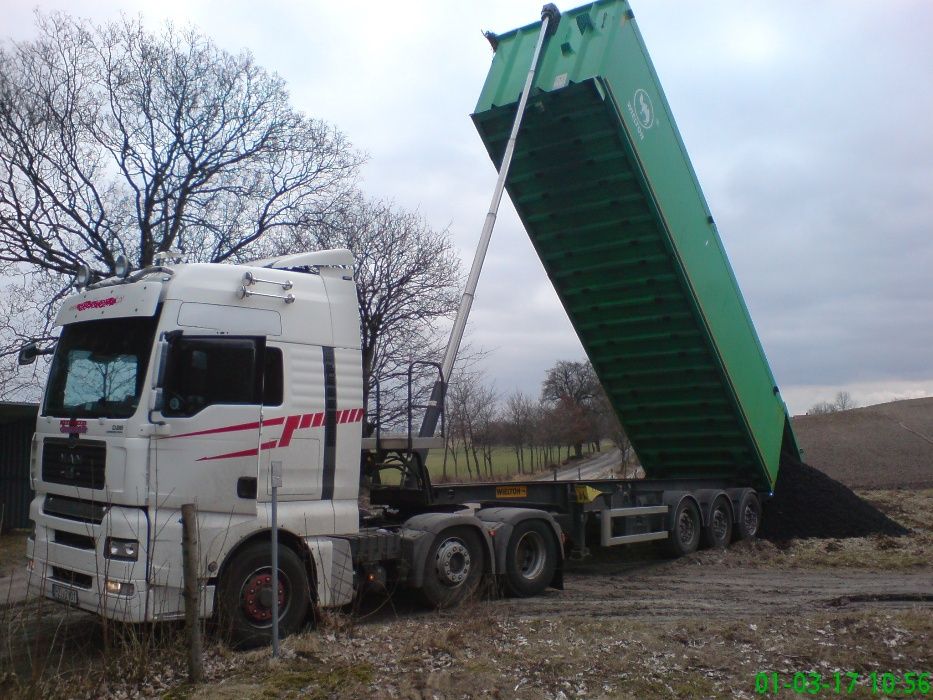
[{"x1": 181, "y1": 503, "x2": 204, "y2": 683}]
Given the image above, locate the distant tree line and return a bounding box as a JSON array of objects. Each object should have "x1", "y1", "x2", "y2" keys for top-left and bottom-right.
[
  {"x1": 807, "y1": 391, "x2": 857, "y2": 416},
  {"x1": 439, "y1": 360, "x2": 635, "y2": 481}
]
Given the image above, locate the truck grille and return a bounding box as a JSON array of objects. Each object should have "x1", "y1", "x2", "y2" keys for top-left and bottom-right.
[
  {"x1": 42, "y1": 438, "x2": 106, "y2": 489},
  {"x1": 53, "y1": 530, "x2": 96, "y2": 550},
  {"x1": 43, "y1": 494, "x2": 106, "y2": 524},
  {"x1": 51, "y1": 566, "x2": 92, "y2": 589}
]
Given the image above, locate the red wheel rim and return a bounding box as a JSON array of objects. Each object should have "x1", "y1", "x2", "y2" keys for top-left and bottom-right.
[{"x1": 240, "y1": 569, "x2": 286, "y2": 624}]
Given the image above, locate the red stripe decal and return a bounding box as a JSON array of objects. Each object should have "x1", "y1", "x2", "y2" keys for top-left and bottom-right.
[
  {"x1": 171, "y1": 416, "x2": 285, "y2": 440},
  {"x1": 187, "y1": 408, "x2": 363, "y2": 460},
  {"x1": 198, "y1": 440, "x2": 278, "y2": 461},
  {"x1": 278, "y1": 415, "x2": 301, "y2": 448}
]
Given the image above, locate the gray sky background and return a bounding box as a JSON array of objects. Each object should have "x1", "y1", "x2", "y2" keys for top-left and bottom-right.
[{"x1": 4, "y1": 0, "x2": 932, "y2": 415}]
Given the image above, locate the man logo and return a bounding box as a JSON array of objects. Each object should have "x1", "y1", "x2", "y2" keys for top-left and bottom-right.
[{"x1": 633, "y1": 88, "x2": 654, "y2": 129}]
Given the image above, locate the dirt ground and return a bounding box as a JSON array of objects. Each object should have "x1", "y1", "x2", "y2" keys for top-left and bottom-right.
[
  {"x1": 792, "y1": 398, "x2": 933, "y2": 489},
  {"x1": 2, "y1": 488, "x2": 930, "y2": 699},
  {"x1": 5, "y1": 390, "x2": 933, "y2": 699}
]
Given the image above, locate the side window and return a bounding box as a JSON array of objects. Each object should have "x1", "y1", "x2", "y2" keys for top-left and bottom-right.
[
  {"x1": 162, "y1": 337, "x2": 263, "y2": 417},
  {"x1": 263, "y1": 347, "x2": 283, "y2": 406}
]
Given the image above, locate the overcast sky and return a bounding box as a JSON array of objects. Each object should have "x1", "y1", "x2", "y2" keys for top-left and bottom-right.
[{"x1": 5, "y1": 0, "x2": 932, "y2": 415}]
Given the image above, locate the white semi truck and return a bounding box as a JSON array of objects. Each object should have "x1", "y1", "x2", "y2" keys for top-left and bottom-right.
[
  {"x1": 25, "y1": 249, "x2": 569, "y2": 647},
  {"x1": 22, "y1": 0, "x2": 792, "y2": 649}
]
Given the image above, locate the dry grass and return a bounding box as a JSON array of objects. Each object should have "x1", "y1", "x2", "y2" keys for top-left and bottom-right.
[
  {"x1": 0, "y1": 534, "x2": 26, "y2": 575},
  {"x1": 167, "y1": 605, "x2": 931, "y2": 699},
  {"x1": 1, "y1": 489, "x2": 929, "y2": 698}
]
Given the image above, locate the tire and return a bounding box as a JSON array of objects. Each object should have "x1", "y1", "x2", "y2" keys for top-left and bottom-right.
[
  {"x1": 218, "y1": 541, "x2": 310, "y2": 649},
  {"x1": 735, "y1": 491, "x2": 762, "y2": 540},
  {"x1": 701, "y1": 496, "x2": 733, "y2": 549},
  {"x1": 667, "y1": 498, "x2": 701, "y2": 557},
  {"x1": 503, "y1": 520, "x2": 558, "y2": 598},
  {"x1": 419, "y1": 527, "x2": 484, "y2": 609}
]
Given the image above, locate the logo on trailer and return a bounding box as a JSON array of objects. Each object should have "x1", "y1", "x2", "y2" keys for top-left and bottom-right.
[
  {"x1": 495, "y1": 485, "x2": 528, "y2": 499},
  {"x1": 627, "y1": 88, "x2": 656, "y2": 141}
]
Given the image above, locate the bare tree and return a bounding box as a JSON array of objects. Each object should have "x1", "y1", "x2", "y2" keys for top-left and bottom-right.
[
  {"x1": 298, "y1": 195, "x2": 460, "y2": 431},
  {"x1": 833, "y1": 391, "x2": 856, "y2": 411},
  {"x1": 541, "y1": 360, "x2": 598, "y2": 406},
  {"x1": 807, "y1": 391, "x2": 858, "y2": 416},
  {"x1": 591, "y1": 382, "x2": 636, "y2": 474},
  {"x1": 472, "y1": 382, "x2": 499, "y2": 478},
  {"x1": 503, "y1": 390, "x2": 534, "y2": 474},
  {"x1": 541, "y1": 360, "x2": 600, "y2": 458},
  {"x1": 0, "y1": 12, "x2": 360, "y2": 397},
  {"x1": 443, "y1": 370, "x2": 501, "y2": 480}
]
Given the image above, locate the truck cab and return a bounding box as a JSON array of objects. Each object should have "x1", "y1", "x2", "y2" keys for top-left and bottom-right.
[{"x1": 28, "y1": 250, "x2": 365, "y2": 626}]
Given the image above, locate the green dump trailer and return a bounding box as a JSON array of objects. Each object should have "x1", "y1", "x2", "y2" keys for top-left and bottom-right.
[{"x1": 471, "y1": 0, "x2": 799, "y2": 493}]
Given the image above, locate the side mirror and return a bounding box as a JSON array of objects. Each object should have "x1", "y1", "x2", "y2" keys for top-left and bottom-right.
[
  {"x1": 18, "y1": 342, "x2": 53, "y2": 366},
  {"x1": 18, "y1": 343, "x2": 39, "y2": 366}
]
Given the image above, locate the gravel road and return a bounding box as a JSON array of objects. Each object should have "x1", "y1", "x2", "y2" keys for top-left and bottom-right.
[{"x1": 536, "y1": 448, "x2": 625, "y2": 481}]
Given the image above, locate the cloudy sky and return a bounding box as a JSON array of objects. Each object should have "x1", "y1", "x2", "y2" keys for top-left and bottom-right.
[{"x1": 5, "y1": 0, "x2": 933, "y2": 415}]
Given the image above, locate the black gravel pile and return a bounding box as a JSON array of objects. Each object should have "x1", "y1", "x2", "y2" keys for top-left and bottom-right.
[{"x1": 759, "y1": 457, "x2": 909, "y2": 541}]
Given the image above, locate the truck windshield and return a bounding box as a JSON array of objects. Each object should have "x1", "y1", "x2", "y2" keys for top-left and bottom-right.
[{"x1": 43, "y1": 316, "x2": 158, "y2": 419}]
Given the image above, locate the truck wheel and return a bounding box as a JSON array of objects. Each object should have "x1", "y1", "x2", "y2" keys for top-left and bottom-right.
[
  {"x1": 504, "y1": 520, "x2": 557, "y2": 598},
  {"x1": 701, "y1": 496, "x2": 733, "y2": 549},
  {"x1": 420, "y1": 527, "x2": 484, "y2": 609},
  {"x1": 667, "y1": 499, "x2": 701, "y2": 557},
  {"x1": 218, "y1": 541, "x2": 310, "y2": 649},
  {"x1": 735, "y1": 492, "x2": 762, "y2": 540}
]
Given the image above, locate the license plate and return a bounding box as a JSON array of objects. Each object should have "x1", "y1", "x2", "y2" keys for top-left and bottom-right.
[{"x1": 51, "y1": 583, "x2": 78, "y2": 605}]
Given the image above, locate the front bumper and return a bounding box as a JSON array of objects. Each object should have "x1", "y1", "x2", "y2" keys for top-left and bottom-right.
[{"x1": 27, "y1": 497, "x2": 213, "y2": 622}]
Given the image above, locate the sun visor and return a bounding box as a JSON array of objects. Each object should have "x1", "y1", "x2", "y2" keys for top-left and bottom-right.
[{"x1": 55, "y1": 281, "x2": 163, "y2": 326}]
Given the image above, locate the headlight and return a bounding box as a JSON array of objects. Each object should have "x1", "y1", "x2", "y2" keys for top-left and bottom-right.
[
  {"x1": 104, "y1": 579, "x2": 135, "y2": 596},
  {"x1": 104, "y1": 538, "x2": 139, "y2": 561}
]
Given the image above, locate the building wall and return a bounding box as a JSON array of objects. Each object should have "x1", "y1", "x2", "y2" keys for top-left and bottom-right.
[{"x1": 0, "y1": 405, "x2": 37, "y2": 533}]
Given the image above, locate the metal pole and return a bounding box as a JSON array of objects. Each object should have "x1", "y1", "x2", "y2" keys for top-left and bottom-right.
[
  {"x1": 270, "y1": 460, "x2": 282, "y2": 656},
  {"x1": 418, "y1": 4, "x2": 561, "y2": 442},
  {"x1": 440, "y1": 5, "x2": 559, "y2": 385}
]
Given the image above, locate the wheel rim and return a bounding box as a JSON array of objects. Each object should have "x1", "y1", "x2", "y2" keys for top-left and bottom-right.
[
  {"x1": 678, "y1": 508, "x2": 696, "y2": 545},
  {"x1": 434, "y1": 537, "x2": 472, "y2": 587},
  {"x1": 743, "y1": 502, "x2": 759, "y2": 535},
  {"x1": 240, "y1": 567, "x2": 286, "y2": 625},
  {"x1": 711, "y1": 507, "x2": 729, "y2": 541},
  {"x1": 515, "y1": 530, "x2": 547, "y2": 581}
]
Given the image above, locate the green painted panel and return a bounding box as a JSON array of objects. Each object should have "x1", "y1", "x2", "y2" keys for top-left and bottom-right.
[{"x1": 473, "y1": 0, "x2": 798, "y2": 491}]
